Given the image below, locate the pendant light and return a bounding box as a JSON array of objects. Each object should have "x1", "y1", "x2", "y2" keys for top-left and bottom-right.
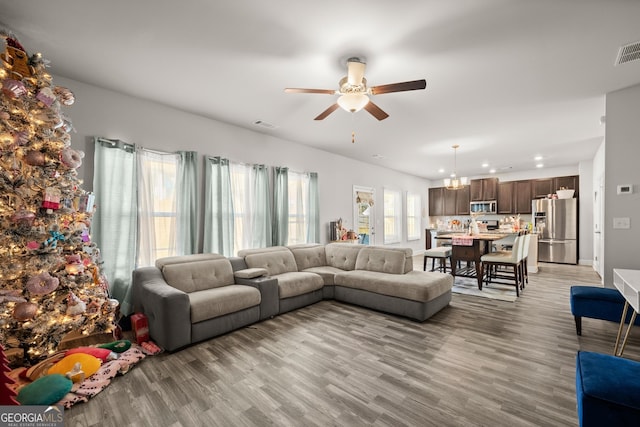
[{"x1": 443, "y1": 144, "x2": 468, "y2": 190}]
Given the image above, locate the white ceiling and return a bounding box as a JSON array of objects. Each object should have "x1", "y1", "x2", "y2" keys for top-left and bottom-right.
[{"x1": 2, "y1": 1, "x2": 640, "y2": 180}]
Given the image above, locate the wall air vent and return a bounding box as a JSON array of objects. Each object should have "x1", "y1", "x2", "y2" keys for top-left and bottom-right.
[
  {"x1": 615, "y1": 40, "x2": 640, "y2": 66},
  {"x1": 253, "y1": 120, "x2": 278, "y2": 129}
]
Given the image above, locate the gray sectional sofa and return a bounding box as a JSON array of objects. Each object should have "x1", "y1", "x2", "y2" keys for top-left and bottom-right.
[{"x1": 132, "y1": 243, "x2": 453, "y2": 352}]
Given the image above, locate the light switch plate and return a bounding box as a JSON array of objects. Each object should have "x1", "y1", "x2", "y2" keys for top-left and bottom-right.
[{"x1": 613, "y1": 217, "x2": 631, "y2": 229}]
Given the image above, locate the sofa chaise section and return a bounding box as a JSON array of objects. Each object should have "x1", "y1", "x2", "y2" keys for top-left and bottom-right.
[
  {"x1": 132, "y1": 254, "x2": 261, "y2": 351},
  {"x1": 334, "y1": 246, "x2": 452, "y2": 321}
]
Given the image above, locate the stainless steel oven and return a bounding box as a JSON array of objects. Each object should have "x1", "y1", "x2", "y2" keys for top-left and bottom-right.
[{"x1": 470, "y1": 200, "x2": 497, "y2": 214}]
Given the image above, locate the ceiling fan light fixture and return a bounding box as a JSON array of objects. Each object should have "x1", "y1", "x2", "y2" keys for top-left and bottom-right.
[{"x1": 337, "y1": 93, "x2": 369, "y2": 113}]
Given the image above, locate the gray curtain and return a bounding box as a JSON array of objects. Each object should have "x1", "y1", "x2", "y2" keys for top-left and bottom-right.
[
  {"x1": 93, "y1": 137, "x2": 137, "y2": 316},
  {"x1": 252, "y1": 164, "x2": 272, "y2": 248},
  {"x1": 272, "y1": 166, "x2": 289, "y2": 246},
  {"x1": 177, "y1": 151, "x2": 198, "y2": 254},
  {"x1": 308, "y1": 172, "x2": 320, "y2": 243},
  {"x1": 203, "y1": 156, "x2": 234, "y2": 256}
]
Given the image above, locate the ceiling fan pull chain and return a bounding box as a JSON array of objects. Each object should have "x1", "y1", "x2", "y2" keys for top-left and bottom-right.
[{"x1": 352, "y1": 131, "x2": 355, "y2": 144}]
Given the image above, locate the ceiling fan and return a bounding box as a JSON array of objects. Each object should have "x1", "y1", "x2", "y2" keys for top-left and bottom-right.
[{"x1": 284, "y1": 57, "x2": 426, "y2": 121}]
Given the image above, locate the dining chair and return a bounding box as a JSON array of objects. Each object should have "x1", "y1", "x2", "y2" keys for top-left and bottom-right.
[
  {"x1": 481, "y1": 233, "x2": 524, "y2": 296},
  {"x1": 520, "y1": 232, "x2": 531, "y2": 289}
]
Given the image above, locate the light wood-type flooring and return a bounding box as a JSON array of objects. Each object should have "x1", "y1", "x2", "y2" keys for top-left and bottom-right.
[{"x1": 66, "y1": 262, "x2": 640, "y2": 427}]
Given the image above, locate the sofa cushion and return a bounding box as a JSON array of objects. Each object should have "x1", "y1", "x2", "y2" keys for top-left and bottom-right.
[
  {"x1": 161, "y1": 258, "x2": 234, "y2": 293},
  {"x1": 189, "y1": 285, "x2": 261, "y2": 323},
  {"x1": 302, "y1": 266, "x2": 346, "y2": 286},
  {"x1": 156, "y1": 253, "x2": 225, "y2": 270},
  {"x1": 243, "y1": 248, "x2": 298, "y2": 276},
  {"x1": 276, "y1": 272, "x2": 324, "y2": 299},
  {"x1": 355, "y1": 247, "x2": 406, "y2": 274},
  {"x1": 288, "y1": 244, "x2": 327, "y2": 270},
  {"x1": 335, "y1": 270, "x2": 452, "y2": 302},
  {"x1": 325, "y1": 243, "x2": 362, "y2": 271}
]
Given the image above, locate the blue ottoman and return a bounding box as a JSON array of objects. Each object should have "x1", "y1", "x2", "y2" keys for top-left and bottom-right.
[
  {"x1": 576, "y1": 351, "x2": 640, "y2": 426},
  {"x1": 569, "y1": 286, "x2": 640, "y2": 335}
]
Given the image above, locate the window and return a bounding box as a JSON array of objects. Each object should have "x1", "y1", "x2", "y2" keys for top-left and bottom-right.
[
  {"x1": 137, "y1": 150, "x2": 179, "y2": 266},
  {"x1": 383, "y1": 188, "x2": 402, "y2": 244},
  {"x1": 406, "y1": 192, "x2": 421, "y2": 241},
  {"x1": 287, "y1": 171, "x2": 310, "y2": 245}
]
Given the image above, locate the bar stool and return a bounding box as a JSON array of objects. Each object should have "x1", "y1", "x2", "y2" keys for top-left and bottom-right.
[{"x1": 423, "y1": 246, "x2": 452, "y2": 272}]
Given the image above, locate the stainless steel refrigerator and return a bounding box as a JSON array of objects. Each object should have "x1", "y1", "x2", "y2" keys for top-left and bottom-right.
[{"x1": 532, "y1": 198, "x2": 578, "y2": 264}]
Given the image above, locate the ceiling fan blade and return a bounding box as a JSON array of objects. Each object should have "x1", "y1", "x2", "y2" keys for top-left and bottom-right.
[
  {"x1": 284, "y1": 88, "x2": 336, "y2": 95},
  {"x1": 369, "y1": 79, "x2": 426, "y2": 95},
  {"x1": 364, "y1": 101, "x2": 389, "y2": 121},
  {"x1": 347, "y1": 59, "x2": 366, "y2": 86},
  {"x1": 314, "y1": 103, "x2": 340, "y2": 120}
]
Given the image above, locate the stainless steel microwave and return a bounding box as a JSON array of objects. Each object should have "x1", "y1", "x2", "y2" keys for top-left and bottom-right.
[{"x1": 470, "y1": 200, "x2": 497, "y2": 214}]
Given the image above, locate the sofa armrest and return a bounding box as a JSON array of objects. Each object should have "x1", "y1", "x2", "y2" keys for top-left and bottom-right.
[
  {"x1": 234, "y1": 268, "x2": 268, "y2": 279},
  {"x1": 235, "y1": 276, "x2": 279, "y2": 320},
  {"x1": 132, "y1": 267, "x2": 191, "y2": 352}
]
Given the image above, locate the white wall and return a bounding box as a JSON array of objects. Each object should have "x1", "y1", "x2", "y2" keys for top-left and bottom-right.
[
  {"x1": 56, "y1": 76, "x2": 430, "y2": 254},
  {"x1": 603, "y1": 83, "x2": 640, "y2": 286}
]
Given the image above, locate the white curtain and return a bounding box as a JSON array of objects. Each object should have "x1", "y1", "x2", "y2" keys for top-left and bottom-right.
[{"x1": 136, "y1": 149, "x2": 179, "y2": 268}]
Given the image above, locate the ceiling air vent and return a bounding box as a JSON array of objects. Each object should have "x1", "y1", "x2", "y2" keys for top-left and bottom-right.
[
  {"x1": 615, "y1": 40, "x2": 640, "y2": 66},
  {"x1": 253, "y1": 120, "x2": 278, "y2": 130}
]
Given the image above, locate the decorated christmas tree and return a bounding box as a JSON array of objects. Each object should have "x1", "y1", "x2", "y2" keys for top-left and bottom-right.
[{"x1": 0, "y1": 30, "x2": 116, "y2": 364}]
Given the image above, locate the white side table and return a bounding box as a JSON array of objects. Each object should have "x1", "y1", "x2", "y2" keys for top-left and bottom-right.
[{"x1": 613, "y1": 269, "x2": 640, "y2": 356}]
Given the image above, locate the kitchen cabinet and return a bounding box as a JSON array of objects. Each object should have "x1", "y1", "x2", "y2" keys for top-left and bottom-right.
[
  {"x1": 428, "y1": 187, "x2": 444, "y2": 216},
  {"x1": 444, "y1": 188, "x2": 457, "y2": 215},
  {"x1": 533, "y1": 178, "x2": 554, "y2": 198},
  {"x1": 533, "y1": 176, "x2": 579, "y2": 198},
  {"x1": 497, "y1": 182, "x2": 514, "y2": 214},
  {"x1": 555, "y1": 175, "x2": 579, "y2": 198},
  {"x1": 455, "y1": 186, "x2": 470, "y2": 215},
  {"x1": 429, "y1": 186, "x2": 470, "y2": 216},
  {"x1": 497, "y1": 180, "x2": 532, "y2": 214},
  {"x1": 514, "y1": 180, "x2": 532, "y2": 213},
  {"x1": 470, "y1": 178, "x2": 498, "y2": 201}
]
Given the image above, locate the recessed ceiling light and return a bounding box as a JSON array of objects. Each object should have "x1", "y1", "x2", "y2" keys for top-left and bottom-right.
[
  {"x1": 489, "y1": 169, "x2": 496, "y2": 174},
  {"x1": 534, "y1": 155, "x2": 543, "y2": 161},
  {"x1": 481, "y1": 163, "x2": 489, "y2": 168},
  {"x1": 438, "y1": 168, "x2": 445, "y2": 173},
  {"x1": 536, "y1": 163, "x2": 544, "y2": 168}
]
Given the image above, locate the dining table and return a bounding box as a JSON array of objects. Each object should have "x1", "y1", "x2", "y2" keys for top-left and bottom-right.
[{"x1": 435, "y1": 233, "x2": 514, "y2": 289}]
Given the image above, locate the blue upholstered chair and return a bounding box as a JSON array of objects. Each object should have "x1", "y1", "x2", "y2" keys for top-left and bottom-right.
[
  {"x1": 576, "y1": 351, "x2": 640, "y2": 426},
  {"x1": 569, "y1": 286, "x2": 640, "y2": 335}
]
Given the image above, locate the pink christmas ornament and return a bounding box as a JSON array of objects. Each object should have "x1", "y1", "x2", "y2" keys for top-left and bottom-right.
[
  {"x1": 65, "y1": 254, "x2": 85, "y2": 275},
  {"x1": 24, "y1": 150, "x2": 45, "y2": 166},
  {"x1": 11, "y1": 209, "x2": 36, "y2": 226},
  {"x1": 12, "y1": 131, "x2": 29, "y2": 146},
  {"x1": 60, "y1": 148, "x2": 84, "y2": 169},
  {"x1": 26, "y1": 241, "x2": 40, "y2": 250},
  {"x1": 36, "y1": 87, "x2": 56, "y2": 107},
  {"x1": 26, "y1": 272, "x2": 60, "y2": 295},
  {"x1": 13, "y1": 302, "x2": 38, "y2": 321},
  {"x1": 53, "y1": 86, "x2": 75, "y2": 106},
  {"x1": 1, "y1": 79, "x2": 27, "y2": 98},
  {"x1": 42, "y1": 187, "x2": 61, "y2": 212},
  {"x1": 66, "y1": 292, "x2": 86, "y2": 316}
]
